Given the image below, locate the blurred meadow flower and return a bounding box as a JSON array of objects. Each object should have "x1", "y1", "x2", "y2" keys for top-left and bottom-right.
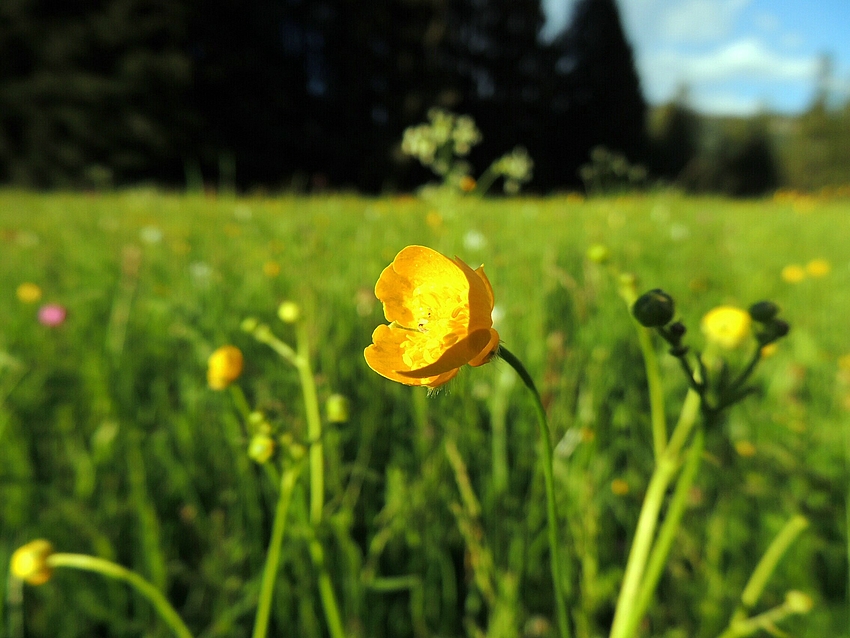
[
  {"x1": 11, "y1": 539, "x2": 54, "y2": 585},
  {"x1": 780, "y1": 264, "x2": 806, "y2": 283},
  {"x1": 263, "y1": 260, "x2": 281, "y2": 277},
  {"x1": 16, "y1": 282, "x2": 42, "y2": 303},
  {"x1": 364, "y1": 245, "x2": 500, "y2": 388},
  {"x1": 138, "y1": 225, "x2": 163, "y2": 244},
  {"x1": 207, "y1": 345, "x2": 243, "y2": 390},
  {"x1": 701, "y1": 306, "x2": 752, "y2": 349},
  {"x1": 805, "y1": 258, "x2": 830, "y2": 277},
  {"x1": 38, "y1": 303, "x2": 67, "y2": 327}
]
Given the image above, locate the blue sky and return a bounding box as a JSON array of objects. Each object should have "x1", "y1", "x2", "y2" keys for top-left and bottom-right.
[{"x1": 541, "y1": 0, "x2": 850, "y2": 115}]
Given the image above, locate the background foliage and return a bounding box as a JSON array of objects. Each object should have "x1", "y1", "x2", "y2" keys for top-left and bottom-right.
[{"x1": 1, "y1": 190, "x2": 848, "y2": 637}]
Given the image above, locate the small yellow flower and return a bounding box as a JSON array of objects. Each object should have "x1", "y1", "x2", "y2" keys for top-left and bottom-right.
[
  {"x1": 263, "y1": 260, "x2": 281, "y2": 277},
  {"x1": 611, "y1": 478, "x2": 630, "y2": 496},
  {"x1": 734, "y1": 440, "x2": 757, "y2": 457},
  {"x1": 16, "y1": 282, "x2": 42, "y2": 303},
  {"x1": 805, "y1": 258, "x2": 830, "y2": 277},
  {"x1": 701, "y1": 306, "x2": 752, "y2": 349},
  {"x1": 207, "y1": 345, "x2": 243, "y2": 390},
  {"x1": 11, "y1": 539, "x2": 54, "y2": 585},
  {"x1": 780, "y1": 264, "x2": 806, "y2": 283},
  {"x1": 364, "y1": 245, "x2": 500, "y2": 388},
  {"x1": 459, "y1": 175, "x2": 477, "y2": 192},
  {"x1": 760, "y1": 343, "x2": 778, "y2": 358},
  {"x1": 277, "y1": 301, "x2": 301, "y2": 324}
]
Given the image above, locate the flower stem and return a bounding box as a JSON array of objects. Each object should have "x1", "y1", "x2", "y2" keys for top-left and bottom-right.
[
  {"x1": 498, "y1": 346, "x2": 571, "y2": 638},
  {"x1": 252, "y1": 462, "x2": 303, "y2": 638},
  {"x1": 294, "y1": 321, "x2": 325, "y2": 527},
  {"x1": 45, "y1": 553, "x2": 193, "y2": 638},
  {"x1": 635, "y1": 324, "x2": 668, "y2": 459}
]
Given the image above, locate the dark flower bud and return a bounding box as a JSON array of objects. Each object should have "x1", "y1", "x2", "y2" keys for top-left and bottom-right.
[
  {"x1": 757, "y1": 318, "x2": 791, "y2": 345},
  {"x1": 632, "y1": 289, "x2": 675, "y2": 327},
  {"x1": 749, "y1": 301, "x2": 780, "y2": 323},
  {"x1": 668, "y1": 322, "x2": 687, "y2": 338}
]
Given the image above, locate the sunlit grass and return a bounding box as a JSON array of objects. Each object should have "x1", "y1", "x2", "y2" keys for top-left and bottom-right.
[{"x1": 1, "y1": 189, "x2": 848, "y2": 637}]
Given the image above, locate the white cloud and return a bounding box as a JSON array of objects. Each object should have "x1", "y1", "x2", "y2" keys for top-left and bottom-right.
[
  {"x1": 647, "y1": 38, "x2": 817, "y2": 85},
  {"x1": 660, "y1": 0, "x2": 752, "y2": 42}
]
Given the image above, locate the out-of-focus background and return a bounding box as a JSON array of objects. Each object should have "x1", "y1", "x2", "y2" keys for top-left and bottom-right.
[{"x1": 0, "y1": 0, "x2": 848, "y2": 195}]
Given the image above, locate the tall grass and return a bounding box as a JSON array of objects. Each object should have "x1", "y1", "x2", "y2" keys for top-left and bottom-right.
[{"x1": 1, "y1": 189, "x2": 848, "y2": 637}]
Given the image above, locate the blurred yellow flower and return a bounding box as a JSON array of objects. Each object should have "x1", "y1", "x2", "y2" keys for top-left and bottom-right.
[
  {"x1": 760, "y1": 343, "x2": 778, "y2": 358},
  {"x1": 16, "y1": 282, "x2": 42, "y2": 303},
  {"x1": 207, "y1": 345, "x2": 244, "y2": 390},
  {"x1": 780, "y1": 264, "x2": 806, "y2": 283},
  {"x1": 263, "y1": 260, "x2": 281, "y2": 277},
  {"x1": 611, "y1": 478, "x2": 630, "y2": 496},
  {"x1": 701, "y1": 306, "x2": 752, "y2": 349},
  {"x1": 459, "y1": 175, "x2": 477, "y2": 192},
  {"x1": 364, "y1": 245, "x2": 500, "y2": 388},
  {"x1": 805, "y1": 258, "x2": 830, "y2": 277},
  {"x1": 734, "y1": 440, "x2": 757, "y2": 457},
  {"x1": 11, "y1": 539, "x2": 54, "y2": 585}
]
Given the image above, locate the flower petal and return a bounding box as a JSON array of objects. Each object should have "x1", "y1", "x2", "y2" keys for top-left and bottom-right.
[
  {"x1": 395, "y1": 328, "x2": 495, "y2": 378},
  {"x1": 364, "y1": 324, "x2": 459, "y2": 387}
]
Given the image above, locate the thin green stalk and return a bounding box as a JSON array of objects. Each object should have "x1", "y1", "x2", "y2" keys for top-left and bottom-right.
[
  {"x1": 307, "y1": 536, "x2": 347, "y2": 638},
  {"x1": 294, "y1": 321, "x2": 324, "y2": 527},
  {"x1": 498, "y1": 346, "x2": 571, "y2": 638},
  {"x1": 738, "y1": 515, "x2": 809, "y2": 612},
  {"x1": 252, "y1": 462, "x2": 303, "y2": 638},
  {"x1": 635, "y1": 325, "x2": 668, "y2": 459},
  {"x1": 46, "y1": 553, "x2": 193, "y2": 638},
  {"x1": 610, "y1": 390, "x2": 702, "y2": 638},
  {"x1": 626, "y1": 428, "x2": 705, "y2": 637},
  {"x1": 609, "y1": 456, "x2": 678, "y2": 638}
]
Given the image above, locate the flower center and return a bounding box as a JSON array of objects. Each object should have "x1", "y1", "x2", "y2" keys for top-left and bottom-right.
[{"x1": 400, "y1": 287, "x2": 469, "y2": 369}]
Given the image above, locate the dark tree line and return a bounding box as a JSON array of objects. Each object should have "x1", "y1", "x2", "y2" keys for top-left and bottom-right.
[{"x1": 0, "y1": 0, "x2": 648, "y2": 192}]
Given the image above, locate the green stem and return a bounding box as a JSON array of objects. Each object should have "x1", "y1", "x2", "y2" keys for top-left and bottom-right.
[
  {"x1": 252, "y1": 463, "x2": 303, "y2": 638},
  {"x1": 46, "y1": 553, "x2": 193, "y2": 638},
  {"x1": 610, "y1": 390, "x2": 702, "y2": 638},
  {"x1": 609, "y1": 456, "x2": 678, "y2": 638},
  {"x1": 636, "y1": 325, "x2": 668, "y2": 459},
  {"x1": 308, "y1": 536, "x2": 347, "y2": 638},
  {"x1": 738, "y1": 515, "x2": 809, "y2": 612},
  {"x1": 498, "y1": 346, "x2": 571, "y2": 638},
  {"x1": 627, "y1": 428, "x2": 705, "y2": 637},
  {"x1": 294, "y1": 321, "x2": 324, "y2": 527}
]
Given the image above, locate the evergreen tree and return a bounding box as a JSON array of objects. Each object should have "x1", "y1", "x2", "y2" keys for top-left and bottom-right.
[
  {"x1": 541, "y1": 0, "x2": 647, "y2": 189},
  {"x1": 0, "y1": 0, "x2": 194, "y2": 187}
]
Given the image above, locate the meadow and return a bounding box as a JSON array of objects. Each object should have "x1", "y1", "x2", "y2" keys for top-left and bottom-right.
[{"x1": 1, "y1": 188, "x2": 848, "y2": 638}]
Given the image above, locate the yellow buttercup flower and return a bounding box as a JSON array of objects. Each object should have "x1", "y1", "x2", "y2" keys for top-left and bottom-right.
[
  {"x1": 16, "y1": 282, "x2": 42, "y2": 303},
  {"x1": 701, "y1": 306, "x2": 752, "y2": 349},
  {"x1": 780, "y1": 264, "x2": 806, "y2": 283},
  {"x1": 207, "y1": 345, "x2": 244, "y2": 390},
  {"x1": 11, "y1": 539, "x2": 54, "y2": 585},
  {"x1": 805, "y1": 258, "x2": 830, "y2": 277},
  {"x1": 364, "y1": 245, "x2": 500, "y2": 388}
]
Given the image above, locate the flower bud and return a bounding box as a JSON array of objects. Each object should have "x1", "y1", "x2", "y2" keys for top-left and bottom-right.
[
  {"x1": 241, "y1": 317, "x2": 259, "y2": 333},
  {"x1": 248, "y1": 434, "x2": 275, "y2": 464},
  {"x1": 748, "y1": 301, "x2": 780, "y2": 323},
  {"x1": 11, "y1": 539, "x2": 54, "y2": 585},
  {"x1": 207, "y1": 345, "x2": 244, "y2": 390},
  {"x1": 325, "y1": 393, "x2": 350, "y2": 423},
  {"x1": 632, "y1": 289, "x2": 675, "y2": 327},
  {"x1": 277, "y1": 301, "x2": 301, "y2": 324},
  {"x1": 784, "y1": 590, "x2": 814, "y2": 614},
  {"x1": 586, "y1": 244, "x2": 609, "y2": 264}
]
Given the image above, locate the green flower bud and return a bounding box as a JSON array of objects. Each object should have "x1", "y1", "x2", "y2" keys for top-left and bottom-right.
[
  {"x1": 749, "y1": 301, "x2": 780, "y2": 322},
  {"x1": 326, "y1": 393, "x2": 350, "y2": 423},
  {"x1": 586, "y1": 244, "x2": 610, "y2": 264},
  {"x1": 241, "y1": 317, "x2": 259, "y2": 332},
  {"x1": 248, "y1": 434, "x2": 275, "y2": 464},
  {"x1": 632, "y1": 289, "x2": 675, "y2": 327},
  {"x1": 277, "y1": 301, "x2": 301, "y2": 324},
  {"x1": 784, "y1": 590, "x2": 813, "y2": 614}
]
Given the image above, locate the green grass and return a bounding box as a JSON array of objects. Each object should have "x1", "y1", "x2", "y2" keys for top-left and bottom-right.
[{"x1": 1, "y1": 189, "x2": 848, "y2": 638}]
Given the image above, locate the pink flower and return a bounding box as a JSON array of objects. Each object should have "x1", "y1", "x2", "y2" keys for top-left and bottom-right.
[{"x1": 38, "y1": 304, "x2": 67, "y2": 327}]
